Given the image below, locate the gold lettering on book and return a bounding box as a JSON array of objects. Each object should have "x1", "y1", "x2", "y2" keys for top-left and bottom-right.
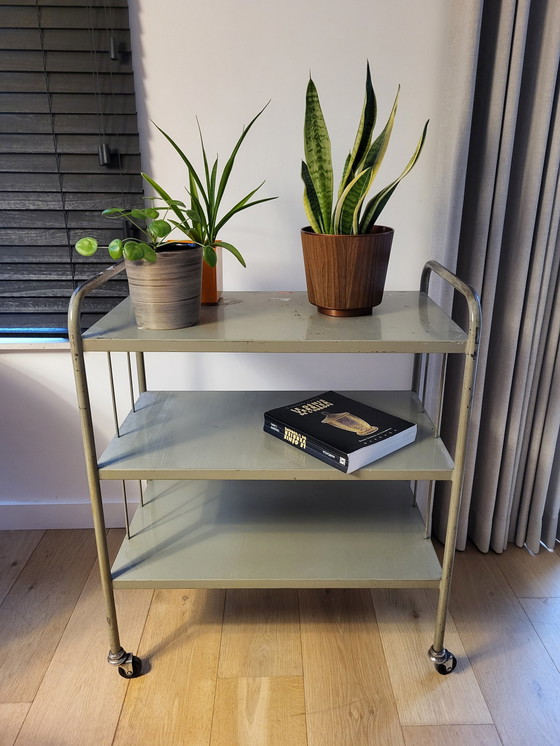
[
  {"x1": 284, "y1": 427, "x2": 307, "y2": 449},
  {"x1": 290, "y1": 398, "x2": 332, "y2": 416}
]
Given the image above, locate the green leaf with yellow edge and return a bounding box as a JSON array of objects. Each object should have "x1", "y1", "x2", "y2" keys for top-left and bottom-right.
[
  {"x1": 359, "y1": 119, "x2": 429, "y2": 232},
  {"x1": 333, "y1": 167, "x2": 372, "y2": 234},
  {"x1": 339, "y1": 62, "x2": 376, "y2": 196}
]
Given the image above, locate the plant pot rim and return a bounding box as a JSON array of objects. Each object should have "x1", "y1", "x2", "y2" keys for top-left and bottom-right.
[
  {"x1": 301, "y1": 225, "x2": 394, "y2": 237},
  {"x1": 159, "y1": 241, "x2": 200, "y2": 252}
]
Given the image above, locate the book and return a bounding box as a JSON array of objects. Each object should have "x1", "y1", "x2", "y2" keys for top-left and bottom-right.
[{"x1": 263, "y1": 391, "x2": 417, "y2": 473}]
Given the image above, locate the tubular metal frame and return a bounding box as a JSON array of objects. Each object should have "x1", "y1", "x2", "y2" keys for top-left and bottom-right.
[
  {"x1": 68, "y1": 259, "x2": 481, "y2": 677},
  {"x1": 414, "y1": 261, "x2": 481, "y2": 665},
  {"x1": 68, "y1": 261, "x2": 137, "y2": 674}
]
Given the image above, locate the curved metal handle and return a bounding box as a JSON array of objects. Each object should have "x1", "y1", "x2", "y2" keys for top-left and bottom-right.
[
  {"x1": 421, "y1": 260, "x2": 481, "y2": 358},
  {"x1": 67, "y1": 261, "x2": 126, "y2": 349}
]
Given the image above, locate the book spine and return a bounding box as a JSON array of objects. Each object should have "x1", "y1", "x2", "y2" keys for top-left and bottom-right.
[{"x1": 263, "y1": 417, "x2": 349, "y2": 473}]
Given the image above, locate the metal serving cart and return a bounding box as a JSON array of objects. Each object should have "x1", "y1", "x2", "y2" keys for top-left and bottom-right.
[{"x1": 68, "y1": 260, "x2": 480, "y2": 678}]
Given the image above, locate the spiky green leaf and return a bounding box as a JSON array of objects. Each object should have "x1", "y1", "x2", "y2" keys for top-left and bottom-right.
[
  {"x1": 333, "y1": 167, "x2": 372, "y2": 234},
  {"x1": 340, "y1": 62, "x2": 376, "y2": 195},
  {"x1": 301, "y1": 160, "x2": 324, "y2": 233},
  {"x1": 361, "y1": 85, "x2": 399, "y2": 177},
  {"x1": 214, "y1": 240, "x2": 246, "y2": 268},
  {"x1": 214, "y1": 183, "x2": 277, "y2": 236},
  {"x1": 359, "y1": 120, "x2": 429, "y2": 232},
  {"x1": 141, "y1": 173, "x2": 187, "y2": 227},
  {"x1": 152, "y1": 125, "x2": 210, "y2": 212},
  {"x1": 303, "y1": 77, "x2": 333, "y2": 233},
  {"x1": 214, "y1": 102, "x2": 270, "y2": 216}
]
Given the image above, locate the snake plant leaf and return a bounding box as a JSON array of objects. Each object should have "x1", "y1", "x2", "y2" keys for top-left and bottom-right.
[
  {"x1": 333, "y1": 167, "x2": 372, "y2": 234},
  {"x1": 339, "y1": 62, "x2": 377, "y2": 196},
  {"x1": 301, "y1": 160, "x2": 324, "y2": 233},
  {"x1": 337, "y1": 153, "x2": 353, "y2": 200},
  {"x1": 214, "y1": 102, "x2": 270, "y2": 216},
  {"x1": 303, "y1": 77, "x2": 333, "y2": 233},
  {"x1": 361, "y1": 86, "x2": 399, "y2": 177},
  {"x1": 359, "y1": 119, "x2": 429, "y2": 233},
  {"x1": 336, "y1": 86, "x2": 399, "y2": 231},
  {"x1": 214, "y1": 240, "x2": 247, "y2": 268}
]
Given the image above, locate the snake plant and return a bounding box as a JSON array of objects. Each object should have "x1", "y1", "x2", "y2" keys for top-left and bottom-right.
[{"x1": 302, "y1": 63, "x2": 429, "y2": 235}]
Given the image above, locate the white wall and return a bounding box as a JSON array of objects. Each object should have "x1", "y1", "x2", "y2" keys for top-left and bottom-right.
[{"x1": 0, "y1": 0, "x2": 452, "y2": 528}]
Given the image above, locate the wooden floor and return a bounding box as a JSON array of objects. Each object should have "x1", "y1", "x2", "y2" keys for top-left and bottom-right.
[{"x1": 1, "y1": 530, "x2": 560, "y2": 745}]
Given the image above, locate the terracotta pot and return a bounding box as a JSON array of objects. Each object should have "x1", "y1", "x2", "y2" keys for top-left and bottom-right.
[
  {"x1": 201, "y1": 246, "x2": 223, "y2": 305},
  {"x1": 300, "y1": 226, "x2": 394, "y2": 316},
  {"x1": 173, "y1": 241, "x2": 222, "y2": 304},
  {"x1": 125, "y1": 243, "x2": 202, "y2": 329}
]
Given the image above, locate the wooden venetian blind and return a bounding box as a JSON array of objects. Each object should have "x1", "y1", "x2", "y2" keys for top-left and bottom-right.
[{"x1": 0, "y1": 0, "x2": 143, "y2": 333}]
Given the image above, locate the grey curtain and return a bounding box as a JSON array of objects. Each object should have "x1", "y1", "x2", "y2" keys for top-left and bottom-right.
[{"x1": 431, "y1": 0, "x2": 560, "y2": 553}]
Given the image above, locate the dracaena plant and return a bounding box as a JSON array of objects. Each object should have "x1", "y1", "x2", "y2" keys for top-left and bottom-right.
[
  {"x1": 302, "y1": 63, "x2": 429, "y2": 235},
  {"x1": 143, "y1": 103, "x2": 277, "y2": 268}
]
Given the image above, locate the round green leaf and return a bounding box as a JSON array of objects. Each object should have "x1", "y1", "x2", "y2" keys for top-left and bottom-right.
[
  {"x1": 75, "y1": 237, "x2": 98, "y2": 256},
  {"x1": 145, "y1": 208, "x2": 159, "y2": 219},
  {"x1": 148, "y1": 219, "x2": 172, "y2": 238},
  {"x1": 123, "y1": 241, "x2": 144, "y2": 261},
  {"x1": 130, "y1": 208, "x2": 149, "y2": 219},
  {"x1": 142, "y1": 245, "x2": 158, "y2": 263},
  {"x1": 108, "y1": 239, "x2": 123, "y2": 260}
]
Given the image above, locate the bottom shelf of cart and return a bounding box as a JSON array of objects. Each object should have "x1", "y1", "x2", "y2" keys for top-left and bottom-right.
[{"x1": 111, "y1": 480, "x2": 442, "y2": 589}]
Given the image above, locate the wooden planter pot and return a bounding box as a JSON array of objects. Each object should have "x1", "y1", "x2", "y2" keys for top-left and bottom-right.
[
  {"x1": 300, "y1": 226, "x2": 394, "y2": 316},
  {"x1": 125, "y1": 243, "x2": 203, "y2": 329}
]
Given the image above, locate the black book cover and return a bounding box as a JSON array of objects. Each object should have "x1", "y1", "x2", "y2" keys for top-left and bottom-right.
[{"x1": 264, "y1": 391, "x2": 417, "y2": 473}]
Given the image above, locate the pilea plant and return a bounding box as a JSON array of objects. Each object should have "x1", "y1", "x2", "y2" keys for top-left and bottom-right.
[
  {"x1": 302, "y1": 62, "x2": 429, "y2": 235},
  {"x1": 75, "y1": 205, "x2": 177, "y2": 262}
]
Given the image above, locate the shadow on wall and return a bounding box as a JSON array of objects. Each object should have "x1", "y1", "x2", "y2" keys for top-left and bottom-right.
[{"x1": 0, "y1": 354, "x2": 89, "y2": 503}]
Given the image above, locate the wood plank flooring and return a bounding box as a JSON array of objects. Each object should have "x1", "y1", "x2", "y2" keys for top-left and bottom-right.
[{"x1": 1, "y1": 530, "x2": 559, "y2": 745}]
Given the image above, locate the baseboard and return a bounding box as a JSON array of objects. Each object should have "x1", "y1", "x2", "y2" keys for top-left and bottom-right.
[{"x1": 0, "y1": 501, "x2": 138, "y2": 530}]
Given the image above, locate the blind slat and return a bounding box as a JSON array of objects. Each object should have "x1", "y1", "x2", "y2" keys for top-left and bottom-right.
[{"x1": 0, "y1": 0, "x2": 141, "y2": 332}]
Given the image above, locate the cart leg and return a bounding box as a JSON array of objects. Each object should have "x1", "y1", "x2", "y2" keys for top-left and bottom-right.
[
  {"x1": 108, "y1": 648, "x2": 143, "y2": 679},
  {"x1": 90, "y1": 482, "x2": 143, "y2": 679},
  {"x1": 69, "y1": 292, "x2": 142, "y2": 679},
  {"x1": 428, "y1": 645, "x2": 457, "y2": 675}
]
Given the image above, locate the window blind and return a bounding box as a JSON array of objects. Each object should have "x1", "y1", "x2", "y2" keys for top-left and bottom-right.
[{"x1": 0, "y1": 0, "x2": 143, "y2": 333}]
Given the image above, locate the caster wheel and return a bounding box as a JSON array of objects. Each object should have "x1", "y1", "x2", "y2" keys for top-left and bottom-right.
[
  {"x1": 435, "y1": 654, "x2": 457, "y2": 675},
  {"x1": 118, "y1": 655, "x2": 142, "y2": 679}
]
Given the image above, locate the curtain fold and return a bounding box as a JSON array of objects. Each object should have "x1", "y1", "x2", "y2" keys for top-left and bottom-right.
[{"x1": 432, "y1": 0, "x2": 560, "y2": 552}]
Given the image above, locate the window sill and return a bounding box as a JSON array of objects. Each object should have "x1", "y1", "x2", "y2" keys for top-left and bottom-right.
[{"x1": 0, "y1": 338, "x2": 70, "y2": 351}]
